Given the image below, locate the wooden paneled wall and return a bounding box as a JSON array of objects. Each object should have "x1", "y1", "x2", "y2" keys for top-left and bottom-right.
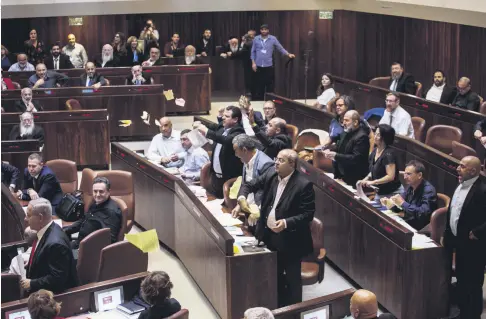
[{"x1": 2, "y1": 10, "x2": 485, "y2": 98}]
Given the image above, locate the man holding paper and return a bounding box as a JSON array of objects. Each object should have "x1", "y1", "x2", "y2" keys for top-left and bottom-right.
[
  {"x1": 235, "y1": 149, "x2": 314, "y2": 307},
  {"x1": 177, "y1": 129, "x2": 210, "y2": 181},
  {"x1": 147, "y1": 117, "x2": 184, "y2": 167}
]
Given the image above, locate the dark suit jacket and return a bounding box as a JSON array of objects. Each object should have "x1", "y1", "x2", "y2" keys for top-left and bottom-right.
[
  {"x1": 206, "y1": 123, "x2": 245, "y2": 180},
  {"x1": 126, "y1": 49, "x2": 143, "y2": 66},
  {"x1": 2, "y1": 162, "x2": 20, "y2": 188},
  {"x1": 239, "y1": 170, "x2": 315, "y2": 258},
  {"x1": 451, "y1": 90, "x2": 481, "y2": 112},
  {"x1": 27, "y1": 222, "x2": 78, "y2": 293},
  {"x1": 9, "y1": 124, "x2": 45, "y2": 146},
  {"x1": 80, "y1": 73, "x2": 107, "y2": 87},
  {"x1": 21, "y1": 165, "x2": 64, "y2": 207},
  {"x1": 221, "y1": 45, "x2": 244, "y2": 59},
  {"x1": 252, "y1": 125, "x2": 292, "y2": 160},
  {"x1": 388, "y1": 73, "x2": 415, "y2": 94},
  {"x1": 184, "y1": 56, "x2": 204, "y2": 65},
  {"x1": 125, "y1": 72, "x2": 153, "y2": 85},
  {"x1": 138, "y1": 298, "x2": 181, "y2": 319},
  {"x1": 242, "y1": 150, "x2": 274, "y2": 206},
  {"x1": 333, "y1": 126, "x2": 370, "y2": 186},
  {"x1": 423, "y1": 84, "x2": 457, "y2": 105},
  {"x1": 443, "y1": 178, "x2": 486, "y2": 250},
  {"x1": 196, "y1": 37, "x2": 216, "y2": 56},
  {"x1": 93, "y1": 54, "x2": 120, "y2": 68},
  {"x1": 44, "y1": 54, "x2": 74, "y2": 70},
  {"x1": 14, "y1": 100, "x2": 44, "y2": 113}
]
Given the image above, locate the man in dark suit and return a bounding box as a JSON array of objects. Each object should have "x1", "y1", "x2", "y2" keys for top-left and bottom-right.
[
  {"x1": 250, "y1": 115, "x2": 292, "y2": 159},
  {"x1": 388, "y1": 62, "x2": 415, "y2": 95},
  {"x1": 2, "y1": 162, "x2": 20, "y2": 192},
  {"x1": 80, "y1": 62, "x2": 107, "y2": 88},
  {"x1": 125, "y1": 65, "x2": 154, "y2": 85},
  {"x1": 236, "y1": 149, "x2": 315, "y2": 306},
  {"x1": 93, "y1": 44, "x2": 120, "y2": 68},
  {"x1": 21, "y1": 197, "x2": 77, "y2": 293},
  {"x1": 195, "y1": 29, "x2": 216, "y2": 57},
  {"x1": 194, "y1": 105, "x2": 245, "y2": 198},
  {"x1": 220, "y1": 36, "x2": 243, "y2": 59},
  {"x1": 451, "y1": 77, "x2": 481, "y2": 112},
  {"x1": 423, "y1": 70, "x2": 456, "y2": 105},
  {"x1": 183, "y1": 45, "x2": 204, "y2": 65},
  {"x1": 322, "y1": 110, "x2": 370, "y2": 186},
  {"x1": 9, "y1": 112, "x2": 45, "y2": 146},
  {"x1": 16, "y1": 153, "x2": 63, "y2": 209},
  {"x1": 142, "y1": 47, "x2": 166, "y2": 67},
  {"x1": 44, "y1": 43, "x2": 74, "y2": 70},
  {"x1": 14, "y1": 88, "x2": 44, "y2": 113},
  {"x1": 443, "y1": 156, "x2": 486, "y2": 319}
]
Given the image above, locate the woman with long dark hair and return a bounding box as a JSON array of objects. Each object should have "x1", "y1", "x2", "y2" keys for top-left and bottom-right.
[{"x1": 24, "y1": 29, "x2": 46, "y2": 65}]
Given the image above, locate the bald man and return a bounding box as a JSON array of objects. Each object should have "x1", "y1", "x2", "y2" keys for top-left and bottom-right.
[
  {"x1": 250, "y1": 115, "x2": 292, "y2": 159},
  {"x1": 62, "y1": 34, "x2": 88, "y2": 68},
  {"x1": 28, "y1": 63, "x2": 69, "y2": 89},
  {"x1": 15, "y1": 88, "x2": 44, "y2": 112},
  {"x1": 451, "y1": 77, "x2": 481, "y2": 111},
  {"x1": 147, "y1": 117, "x2": 184, "y2": 167},
  {"x1": 184, "y1": 45, "x2": 202, "y2": 65},
  {"x1": 237, "y1": 149, "x2": 315, "y2": 306},
  {"x1": 94, "y1": 44, "x2": 120, "y2": 68},
  {"x1": 80, "y1": 62, "x2": 107, "y2": 88},
  {"x1": 443, "y1": 156, "x2": 486, "y2": 319},
  {"x1": 349, "y1": 289, "x2": 378, "y2": 318},
  {"x1": 323, "y1": 110, "x2": 370, "y2": 186},
  {"x1": 8, "y1": 53, "x2": 35, "y2": 72}
]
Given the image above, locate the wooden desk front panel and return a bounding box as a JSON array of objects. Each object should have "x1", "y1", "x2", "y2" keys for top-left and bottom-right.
[{"x1": 1, "y1": 185, "x2": 26, "y2": 245}]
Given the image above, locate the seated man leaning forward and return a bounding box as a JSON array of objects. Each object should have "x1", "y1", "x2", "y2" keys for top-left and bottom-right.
[
  {"x1": 63, "y1": 176, "x2": 122, "y2": 249},
  {"x1": 177, "y1": 129, "x2": 210, "y2": 181},
  {"x1": 147, "y1": 117, "x2": 184, "y2": 167}
]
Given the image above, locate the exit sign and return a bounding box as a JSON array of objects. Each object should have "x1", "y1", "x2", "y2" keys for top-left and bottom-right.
[{"x1": 319, "y1": 10, "x2": 333, "y2": 19}]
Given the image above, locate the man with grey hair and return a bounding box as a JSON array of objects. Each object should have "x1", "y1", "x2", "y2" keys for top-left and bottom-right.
[
  {"x1": 15, "y1": 87, "x2": 44, "y2": 113},
  {"x1": 94, "y1": 44, "x2": 120, "y2": 68},
  {"x1": 28, "y1": 63, "x2": 69, "y2": 89},
  {"x1": 249, "y1": 112, "x2": 292, "y2": 159},
  {"x1": 236, "y1": 149, "x2": 315, "y2": 306},
  {"x1": 21, "y1": 197, "x2": 77, "y2": 293},
  {"x1": 451, "y1": 77, "x2": 481, "y2": 111},
  {"x1": 184, "y1": 45, "x2": 202, "y2": 65},
  {"x1": 244, "y1": 307, "x2": 275, "y2": 319},
  {"x1": 8, "y1": 53, "x2": 35, "y2": 72},
  {"x1": 9, "y1": 112, "x2": 45, "y2": 146}
]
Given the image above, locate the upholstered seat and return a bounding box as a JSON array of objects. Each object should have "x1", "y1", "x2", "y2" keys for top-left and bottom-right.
[
  {"x1": 301, "y1": 218, "x2": 326, "y2": 286},
  {"x1": 65, "y1": 99, "x2": 82, "y2": 110},
  {"x1": 286, "y1": 124, "x2": 299, "y2": 148},
  {"x1": 411, "y1": 117, "x2": 426, "y2": 142},
  {"x1": 96, "y1": 241, "x2": 148, "y2": 282},
  {"x1": 77, "y1": 228, "x2": 111, "y2": 285},
  {"x1": 45, "y1": 159, "x2": 78, "y2": 193},
  {"x1": 450, "y1": 141, "x2": 477, "y2": 160},
  {"x1": 1, "y1": 273, "x2": 21, "y2": 303},
  {"x1": 419, "y1": 193, "x2": 450, "y2": 243},
  {"x1": 425, "y1": 125, "x2": 462, "y2": 154}
]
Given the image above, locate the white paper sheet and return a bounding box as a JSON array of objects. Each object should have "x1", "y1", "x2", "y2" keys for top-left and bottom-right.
[
  {"x1": 9, "y1": 254, "x2": 27, "y2": 279},
  {"x1": 187, "y1": 129, "x2": 209, "y2": 149},
  {"x1": 355, "y1": 182, "x2": 371, "y2": 202}
]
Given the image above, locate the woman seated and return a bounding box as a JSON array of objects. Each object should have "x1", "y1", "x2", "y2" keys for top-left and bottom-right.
[
  {"x1": 358, "y1": 124, "x2": 403, "y2": 200},
  {"x1": 313, "y1": 73, "x2": 336, "y2": 109},
  {"x1": 139, "y1": 271, "x2": 181, "y2": 319},
  {"x1": 328, "y1": 95, "x2": 355, "y2": 140},
  {"x1": 27, "y1": 289, "x2": 64, "y2": 319}
]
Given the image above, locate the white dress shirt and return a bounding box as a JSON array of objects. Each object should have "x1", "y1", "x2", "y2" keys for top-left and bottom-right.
[
  {"x1": 240, "y1": 109, "x2": 255, "y2": 136},
  {"x1": 147, "y1": 131, "x2": 184, "y2": 167},
  {"x1": 212, "y1": 129, "x2": 229, "y2": 176},
  {"x1": 449, "y1": 176, "x2": 479, "y2": 236},
  {"x1": 244, "y1": 151, "x2": 258, "y2": 205},
  {"x1": 317, "y1": 88, "x2": 336, "y2": 106},
  {"x1": 425, "y1": 84, "x2": 445, "y2": 103},
  {"x1": 267, "y1": 171, "x2": 294, "y2": 230},
  {"x1": 53, "y1": 57, "x2": 59, "y2": 70},
  {"x1": 390, "y1": 79, "x2": 398, "y2": 91},
  {"x1": 379, "y1": 105, "x2": 415, "y2": 139}
]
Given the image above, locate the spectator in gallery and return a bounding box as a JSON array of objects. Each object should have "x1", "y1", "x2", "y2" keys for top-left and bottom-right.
[
  {"x1": 164, "y1": 33, "x2": 185, "y2": 58},
  {"x1": 15, "y1": 87, "x2": 44, "y2": 113},
  {"x1": 28, "y1": 63, "x2": 69, "y2": 89},
  {"x1": 388, "y1": 61, "x2": 415, "y2": 95},
  {"x1": 9, "y1": 112, "x2": 45, "y2": 147},
  {"x1": 1, "y1": 45, "x2": 13, "y2": 70},
  {"x1": 44, "y1": 43, "x2": 74, "y2": 70},
  {"x1": 80, "y1": 62, "x2": 108, "y2": 88},
  {"x1": 94, "y1": 44, "x2": 120, "y2": 68},
  {"x1": 142, "y1": 47, "x2": 165, "y2": 67},
  {"x1": 111, "y1": 31, "x2": 127, "y2": 63},
  {"x1": 451, "y1": 77, "x2": 481, "y2": 112},
  {"x1": 423, "y1": 69, "x2": 456, "y2": 105},
  {"x1": 183, "y1": 45, "x2": 203, "y2": 65},
  {"x1": 24, "y1": 29, "x2": 46, "y2": 65},
  {"x1": 313, "y1": 73, "x2": 336, "y2": 109},
  {"x1": 196, "y1": 29, "x2": 216, "y2": 57},
  {"x1": 8, "y1": 53, "x2": 35, "y2": 72},
  {"x1": 126, "y1": 36, "x2": 143, "y2": 66},
  {"x1": 62, "y1": 34, "x2": 88, "y2": 68},
  {"x1": 220, "y1": 37, "x2": 242, "y2": 59}
]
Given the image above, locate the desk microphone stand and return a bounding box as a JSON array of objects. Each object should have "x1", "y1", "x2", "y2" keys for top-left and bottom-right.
[{"x1": 303, "y1": 49, "x2": 312, "y2": 104}]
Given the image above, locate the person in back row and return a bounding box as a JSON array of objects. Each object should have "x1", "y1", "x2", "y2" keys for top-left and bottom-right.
[
  {"x1": 388, "y1": 61, "x2": 415, "y2": 95},
  {"x1": 94, "y1": 44, "x2": 120, "y2": 68},
  {"x1": 63, "y1": 177, "x2": 122, "y2": 249},
  {"x1": 9, "y1": 112, "x2": 45, "y2": 146},
  {"x1": 62, "y1": 34, "x2": 88, "y2": 68},
  {"x1": 451, "y1": 77, "x2": 481, "y2": 112},
  {"x1": 8, "y1": 53, "x2": 35, "y2": 72},
  {"x1": 15, "y1": 87, "x2": 44, "y2": 113},
  {"x1": 423, "y1": 69, "x2": 456, "y2": 105},
  {"x1": 379, "y1": 92, "x2": 414, "y2": 139},
  {"x1": 142, "y1": 47, "x2": 165, "y2": 67},
  {"x1": 44, "y1": 43, "x2": 74, "y2": 70},
  {"x1": 139, "y1": 271, "x2": 181, "y2": 319},
  {"x1": 147, "y1": 117, "x2": 184, "y2": 167}
]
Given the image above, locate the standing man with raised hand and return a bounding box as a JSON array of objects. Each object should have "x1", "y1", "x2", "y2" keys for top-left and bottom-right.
[{"x1": 251, "y1": 24, "x2": 295, "y2": 100}]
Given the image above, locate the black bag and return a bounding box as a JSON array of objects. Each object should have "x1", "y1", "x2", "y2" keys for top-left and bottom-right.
[{"x1": 56, "y1": 190, "x2": 84, "y2": 222}]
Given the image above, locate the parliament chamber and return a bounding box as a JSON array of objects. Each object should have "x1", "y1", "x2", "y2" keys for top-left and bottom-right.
[{"x1": 1, "y1": 4, "x2": 486, "y2": 319}]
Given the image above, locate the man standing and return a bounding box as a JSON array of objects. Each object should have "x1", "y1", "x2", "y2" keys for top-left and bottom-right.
[
  {"x1": 423, "y1": 70, "x2": 456, "y2": 105},
  {"x1": 451, "y1": 77, "x2": 481, "y2": 112},
  {"x1": 251, "y1": 24, "x2": 295, "y2": 100},
  {"x1": 64, "y1": 177, "x2": 122, "y2": 248},
  {"x1": 176, "y1": 129, "x2": 210, "y2": 181},
  {"x1": 62, "y1": 34, "x2": 88, "y2": 68},
  {"x1": 443, "y1": 156, "x2": 486, "y2": 319},
  {"x1": 379, "y1": 93, "x2": 414, "y2": 138},
  {"x1": 196, "y1": 29, "x2": 215, "y2": 57},
  {"x1": 388, "y1": 61, "x2": 415, "y2": 94},
  {"x1": 80, "y1": 62, "x2": 107, "y2": 89},
  {"x1": 15, "y1": 88, "x2": 44, "y2": 113},
  {"x1": 22, "y1": 198, "x2": 77, "y2": 293},
  {"x1": 94, "y1": 44, "x2": 120, "y2": 68},
  {"x1": 250, "y1": 114, "x2": 292, "y2": 159},
  {"x1": 17, "y1": 153, "x2": 63, "y2": 209},
  {"x1": 44, "y1": 43, "x2": 74, "y2": 70},
  {"x1": 9, "y1": 112, "x2": 45, "y2": 146},
  {"x1": 147, "y1": 117, "x2": 184, "y2": 167},
  {"x1": 28, "y1": 63, "x2": 69, "y2": 89},
  {"x1": 236, "y1": 149, "x2": 314, "y2": 306},
  {"x1": 194, "y1": 105, "x2": 245, "y2": 198},
  {"x1": 8, "y1": 53, "x2": 35, "y2": 72}
]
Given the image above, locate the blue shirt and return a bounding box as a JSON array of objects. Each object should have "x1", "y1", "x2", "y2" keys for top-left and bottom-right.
[
  {"x1": 251, "y1": 35, "x2": 289, "y2": 68},
  {"x1": 28, "y1": 71, "x2": 69, "y2": 88},
  {"x1": 329, "y1": 118, "x2": 344, "y2": 140},
  {"x1": 8, "y1": 62, "x2": 35, "y2": 72},
  {"x1": 180, "y1": 147, "x2": 210, "y2": 180},
  {"x1": 398, "y1": 179, "x2": 438, "y2": 230}
]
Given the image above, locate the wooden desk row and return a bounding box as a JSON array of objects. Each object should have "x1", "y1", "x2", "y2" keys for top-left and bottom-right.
[
  {"x1": 110, "y1": 142, "x2": 277, "y2": 319},
  {"x1": 331, "y1": 75, "x2": 486, "y2": 159},
  {"x1": 2, "y1": 64, "x2": 211, "y2": 115}
]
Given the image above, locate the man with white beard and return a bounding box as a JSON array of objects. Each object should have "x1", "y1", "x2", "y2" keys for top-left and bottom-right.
[
  {"x1": 183, "y1": 45, "x2": 203, "y2": 65},
  {"x1": 9, "y1": 112, "x2": 45, "y2": 147},
  {"x1": 94, "y1": 44, "x2": 120, "y2": 68},
  {"x1": 220, "y1": 37, "x2": 242, "y2": 59}
]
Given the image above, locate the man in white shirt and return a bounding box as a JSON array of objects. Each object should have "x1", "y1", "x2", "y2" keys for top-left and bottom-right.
[
  {"x1": 8, "y1": 54, "x2": 35, "y2": 72},
  {"x1": 443, "y1": 156, "x2": 486, "y2": 319},
  {"x1": 379, "y1": 92, "x2": 414, "y2": 139},
  {"x1": 424, "y1": 70, "x2": 456, "y2": 105},
  {"x1": 62, "y1": 34, "x2": 88, "y2": 69},
  {"x1": 147, "y1": 117, "x2": 184, "y2": 167},
  {"x1": 177, "y1": 129, "x2": 209, "y2": 181}
]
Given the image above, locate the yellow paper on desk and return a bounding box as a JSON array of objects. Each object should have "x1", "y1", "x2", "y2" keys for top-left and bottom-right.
[
  {"x1": 163, "y1": 90, "x2": 174, "y2": 101},
  {"x1": 125, "y1": 229, "x2": 159, "y2": 253},
  {"x1": 229, "y1": 176, "x2": 242, "y2": 199}
]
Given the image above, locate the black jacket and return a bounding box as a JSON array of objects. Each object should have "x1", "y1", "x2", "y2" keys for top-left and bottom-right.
[
  {"x1": 14, "y1": 99, "x2": 44, "y2": 113},
  {"x1": 1, "y1": 162, "x2": 20, "y2": 188},
  {"x1": 252, "y1": 125, "x2": 292, "y2": 159},
  {"x1": 475, "y1": 119, "x2": 486, "y2": 133},
  {"x1": 126, "y1": 49, "x2": 143, "y2": 66},
  {"x1": 138, "y1": 298, "x2": 181, "y2": 319},
  {"x1": 183, "y1": 56, "x2": 204, "y2": 65},
  {"x1": 125, "y1": 72, "x2": 153, "y2": 85},
  {"x1": 93, "y1": 54, "x2": 120, "y2": 68},
  {"x1": 388, "y1": 73, "x2": 415, "y2": 95},
  {"x1": 423, "y1": 84, "x2": 457, "y2": 105},
  {"x1": 44, "y1": 54, "x2": 74, "y2": 70},
  {"x1": 21, "y1": 166, "x2": 64, "y2": 207},
  {"x1": 206, "y1": 122, "x2": 245, "y2": 180},
  {"x1": 196, "y1": 37, "x2": 216, "y2": 56},
  {"x1": 221, "y1": 44, "x2": 244, "y2": 59},
  {"x1": 239, "y1": 170, "x2": 315, "y2": 258},
  {"x1": 451, "y1": 90, "x2": 481, "y2": 112},
  {"x1": 64, "y1": 197, "x2": 122, "y2": 248},
  {"x1": 332, "y1": 126, "x2": 370, "y2": 186},
  {"x1": 9, "y1": 124, "x2": 45, "y2": 146},
  {"x1": 80, "y1": 72, "x2": 107, "y2": 87},
  {"x1": 27, "y1": 222, "x2": 78, "y2": 293}
]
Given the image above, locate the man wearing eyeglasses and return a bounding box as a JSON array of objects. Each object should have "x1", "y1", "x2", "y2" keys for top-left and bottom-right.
[
  {"x1": 378, "y1": 92, "x2": 414, "y2": 139},
  {"x1": 451, "y1": 77, "x2": 481, "y2": 112}
]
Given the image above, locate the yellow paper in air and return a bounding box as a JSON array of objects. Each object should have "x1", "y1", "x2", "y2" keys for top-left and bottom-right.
[
  {"x1": 163, "y1": 90, "x2": 174, "y2": 101},
  {"x1": 125, "y1": 229, "x2": 159, "y2": 253}
]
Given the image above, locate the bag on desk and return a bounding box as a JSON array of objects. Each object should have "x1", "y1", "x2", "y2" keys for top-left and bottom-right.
[{"x1": 56, "y1": 190, "x2": 84, "y2": 222}]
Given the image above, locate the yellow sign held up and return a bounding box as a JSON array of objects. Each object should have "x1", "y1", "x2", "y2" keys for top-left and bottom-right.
[{"x1": 125, "y1": 229, "x2": 159, "y2": 253}]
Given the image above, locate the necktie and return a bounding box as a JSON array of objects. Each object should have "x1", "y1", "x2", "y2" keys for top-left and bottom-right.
[
  {"x1": 33, "y1": 177, "x2": 38, "y2": 191},
  {"x1": 389, "y1": 115, "x2": 393, "y2": 126},
  {"x1": 28, "y1": 239, "x2": 38, "y2": 267},
  {"x1": 133, "y1": 51, "x2": 138, "y2": 62},
  {"x1": 54, "y1": 58, "x2": 58, "y2": 70},
  {"x1": 136, "y1": 79, "x2": 141, "y2": 85},
  {"x1": 88, "y1": 77, "x2": 93, "y2": 86}
]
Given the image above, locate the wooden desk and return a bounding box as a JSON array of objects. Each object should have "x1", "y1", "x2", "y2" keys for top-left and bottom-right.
[
  {"x1": 1, "y1": 139, "x2": 41, "y2": 173},
  {"x1": 1, "y1": 184, "x2": 26, "y2": 245},
  {"x1": 110, "y1": 142, "x2": 277, "y2": 319},
  {"x1": 2, "y1": 110, "x2": 110, "y2": 169},
  {"x1": 1, "y1": 272, "x2": 148, "y2": 318},
  {"x1": 3, "y1": 64, "x2": 211, "y2": 115},
  {"x1": 331, "y1": 75, "x2": 486, "y2": 159}
]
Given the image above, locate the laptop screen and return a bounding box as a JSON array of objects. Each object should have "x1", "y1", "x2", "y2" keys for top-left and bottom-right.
[{"x1": 5, "y1": 308, "x2": 31, "y2": 319}]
